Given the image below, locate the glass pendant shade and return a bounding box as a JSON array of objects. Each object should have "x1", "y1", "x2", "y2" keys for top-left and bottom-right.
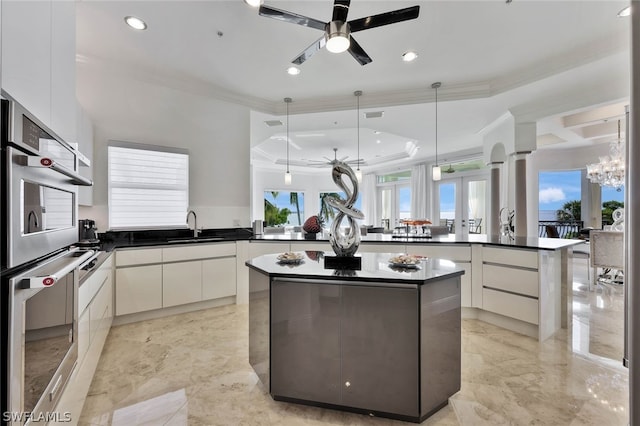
[
  {"x1": 432, "y1": 165, "x2": 441, "y2": 181},
  {"x1": 355, "y1": 169, "x2": 362, "y2": 182},
  {"x1": 284, "y1": 171, "x2": 292, "y2": 185}
]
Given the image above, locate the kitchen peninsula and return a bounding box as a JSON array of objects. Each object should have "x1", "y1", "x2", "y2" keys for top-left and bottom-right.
[{"x1": 246, "y1": 252, "x2": 464, "y2": 423}]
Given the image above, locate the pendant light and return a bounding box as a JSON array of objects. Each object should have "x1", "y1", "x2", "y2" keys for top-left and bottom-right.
[
  {"x1": 284, "y1": 97, "x2": 292, "y2": 185},
  {"x1": 431, "y1": 82, "x2": 442, "y2": 181},
  {"x1": 354, "y1": 90, "x2": 363, "y2": 182}
]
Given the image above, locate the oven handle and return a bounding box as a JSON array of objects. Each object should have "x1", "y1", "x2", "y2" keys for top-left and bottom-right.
[
  {"x1": 20, "y1": 154, "x2": 93, "y2": 186},
  {"x1": 21, "y1": 250, "x2": 95, "y2": 289}
]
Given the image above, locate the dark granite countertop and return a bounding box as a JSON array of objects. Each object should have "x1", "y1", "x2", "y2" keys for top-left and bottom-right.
[
  {"x1": 246, "y1": 252, "x2": 465, "y2": 285},
  {"x1": 98, "y1": 227, "x2": 253, "y2": 251}
]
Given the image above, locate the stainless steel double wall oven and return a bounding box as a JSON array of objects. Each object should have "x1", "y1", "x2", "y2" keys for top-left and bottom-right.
[{"x1": 1, "y1": 92, "x2": 93, "y2": 425}]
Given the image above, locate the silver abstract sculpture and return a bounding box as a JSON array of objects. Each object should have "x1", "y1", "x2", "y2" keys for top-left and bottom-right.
[{"x1": 325, "y1": 161, "x2": 364, "y2": 256}]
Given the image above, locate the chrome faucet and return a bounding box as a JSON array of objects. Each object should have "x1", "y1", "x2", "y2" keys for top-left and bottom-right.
[{"x1": 186, "y1": 210, "x2": 198, "y2": 237}]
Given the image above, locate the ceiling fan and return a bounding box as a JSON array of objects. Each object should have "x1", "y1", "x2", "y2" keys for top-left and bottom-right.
[
  {"x1": 307, "y1": 147, "x2": 364, "y2": 167},
  {"x1": 258, "y1": 0, "x2": 420, "y2": 66}
]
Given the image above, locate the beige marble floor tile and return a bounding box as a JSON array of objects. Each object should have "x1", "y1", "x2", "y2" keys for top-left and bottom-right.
[{"x1": 80, "y1": 259, "x2": 628, "y2": 425}]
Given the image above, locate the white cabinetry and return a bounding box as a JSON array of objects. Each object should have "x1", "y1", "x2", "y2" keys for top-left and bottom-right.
[
  {"x1": 163, "y1": 261, "x2": 202, "y2": 307},
  {"x1": 115, "y1": 248, "x2": 163, "y2": 316},
  {"x1": 410, "y1": 244, "x2": 473, "y2": 308},
  {"x1": 114, "y1": 243, "x2": 238, "y2": 316},
  {"x1": 1, "y1": 0, "x2": 76, "y2": 142},
  {"x1": 54, "y1": 254, "x2": 114, "y2": 426},
  {"x1": 77, "y1": 105, "x2": 94, "y2": 206}
]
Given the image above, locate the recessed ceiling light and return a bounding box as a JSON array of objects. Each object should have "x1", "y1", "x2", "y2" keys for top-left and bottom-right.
[
  {"x1": 373, "y1": 130, "x2": 382, "y2": 134},
  {"x1": 376, "y1": 140, "x2": 381, "y2": 144},
  {"x1": 244, "y1": 0, "x2": 263, "y2": 7},
  {"x1": 286, "y1": 66, "x2": 301, "y2": 76},
  {"x1": 124, "y1": 16, "x2": 147, "y2": 30},
  {"x1": 618, "y1": 6, "x2": 631, "y2": 17},
  {"x1": 402, "y1": 51, "x2": 418, "y2": 62}
]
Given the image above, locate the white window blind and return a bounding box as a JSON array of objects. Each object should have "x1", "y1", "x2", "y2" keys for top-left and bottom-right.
[{"x1": 108, "y1": 142, "x2": 189, "y2": 229}]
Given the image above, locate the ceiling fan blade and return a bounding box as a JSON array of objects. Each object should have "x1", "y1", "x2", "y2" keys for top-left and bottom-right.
[
  {"x1": 292, "y1": 35, "x2": 326, "y2": 65},
  {"x1": 347, "y1": 36, "x2": 373, "y2": 66},
  {"x1": 332, "y1": 0, "x2": 351, "y2": 23},
  {"x1": 349, "y1": 5, "x2": 420, "y2": 33},
  {"x1": 259, "y1": 5, "x2": 327, "y2": 31}
]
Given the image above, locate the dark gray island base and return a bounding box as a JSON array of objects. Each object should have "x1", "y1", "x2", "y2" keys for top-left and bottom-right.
[{"x1": 247, "y1": 252, "x2": 465, "y2": 423}]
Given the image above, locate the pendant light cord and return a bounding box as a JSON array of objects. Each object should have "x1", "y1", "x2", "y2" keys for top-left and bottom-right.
[
  {"x1": 285, "y1": 97, "x2": 291, "y2": 173},
  {"x1": 431, "y1": 82, "x2": 441, "y2": 167},
  {"x1": 355, "y1": 90, "x2": 362, "y2": 171}
]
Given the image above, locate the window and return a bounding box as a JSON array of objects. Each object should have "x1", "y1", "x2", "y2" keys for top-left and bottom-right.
[
  {"x1": 263, "y1": 191, "x2": 304, "y2": 227},
  {"x1": 319, "y1": 192, "x2": 362, "y2": 228},
  {"x1": 108, "y1": 142, "x2": 189, "y2": 229}
]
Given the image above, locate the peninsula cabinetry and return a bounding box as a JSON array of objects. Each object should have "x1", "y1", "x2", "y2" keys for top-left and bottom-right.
[{"x1": 115, "y1": 248, "x2": 163, "y2": 315}]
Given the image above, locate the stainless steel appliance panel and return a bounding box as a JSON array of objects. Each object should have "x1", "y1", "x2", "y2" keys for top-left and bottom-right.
[{"x1": 6, "y1": 145, "x2": 78, "y2": 267}]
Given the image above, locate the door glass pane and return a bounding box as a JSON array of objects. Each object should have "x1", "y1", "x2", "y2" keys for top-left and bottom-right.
[
  {"x1": 398, "y1": 186, "x2": 411, "y2": 220},
  {"x1": 439, "y1": 183, "x2": 455, "y2": 233},
  {"x1": 467, "y1": 180, "x2": 486, "y2": 234},
  {"x1": 380, "y1": 188, "x2": 392, "y2": 229}
]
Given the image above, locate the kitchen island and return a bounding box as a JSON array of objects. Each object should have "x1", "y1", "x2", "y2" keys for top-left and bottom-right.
[{"x1": 246, "y1": 252, "x2": 465, "y2": 423}]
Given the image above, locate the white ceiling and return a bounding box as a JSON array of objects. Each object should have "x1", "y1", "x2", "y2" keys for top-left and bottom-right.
[{"x1": 75, "y1": 1, "x2": 631, "y2": 172}]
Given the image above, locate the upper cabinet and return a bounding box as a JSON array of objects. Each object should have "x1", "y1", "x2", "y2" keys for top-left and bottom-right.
[{"x1": 1, "y1": 0, "x2": 76, "y2": 144}]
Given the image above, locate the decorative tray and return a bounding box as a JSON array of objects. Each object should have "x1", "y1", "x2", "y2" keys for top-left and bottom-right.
[
  {"x1": 388, "y1": 254, "x2": 423, "y2": 268},
  {"x1": 277, "y1": 252, "x2": 304, "y2": 264}
]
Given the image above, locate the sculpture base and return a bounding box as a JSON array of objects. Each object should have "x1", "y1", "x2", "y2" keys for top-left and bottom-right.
[{"x1": 324, "y1": 255, "x2": 361, "y2": 270}]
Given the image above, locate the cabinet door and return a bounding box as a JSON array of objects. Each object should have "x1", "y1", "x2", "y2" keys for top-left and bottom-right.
[
  {"x1": 202, "y1": 257, "x2": 236, "y2": 300},
  {"x1": 77, "y1": 308, "x2": 90, "y2": 366},
  {"x1": 341, "y1": 285, "x2": 419, "y2": 417},
  {"x1": 1, "y1": 0, "x2": 51, "y2": 124},
  {"x1": 270, "y1": 280, "x2": 342, "y2": 405},
  {"x1": 163, "y1": 261, "x2": 202, "y2": 307},
  {"x1": 50, "y1": 0, "x2": 76, "y2": 143},
  {"x1": 115, "y1": 265, "x2": 162, "y2": 315}
]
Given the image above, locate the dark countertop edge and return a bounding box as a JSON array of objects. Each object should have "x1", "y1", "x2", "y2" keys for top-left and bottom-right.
[
  {"x1": 245, "y1": 261, "x2": 465, "y2": 285},
  {"x1": 99, "y1": 234, "x2": 584, "y2": 252}
]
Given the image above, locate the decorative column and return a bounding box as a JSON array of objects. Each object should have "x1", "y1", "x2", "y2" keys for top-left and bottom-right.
[
  {"x1": 628, "y1": 4, "x2": 639, "y2": 420},
  {"x1": 489, "y1": 162, "x2": 503, "y2": 235},
  {"x1": 513, "y1": 152, "x2": 530, "y2": 238}
]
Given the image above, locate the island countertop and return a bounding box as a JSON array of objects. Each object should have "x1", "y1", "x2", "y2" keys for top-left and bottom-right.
[
  {"x1": 245, "y1": 252, "x2": 465, "y2": 285},
  {"x1": 253, "y1": 232, "x2": 583, "y2": 251}
]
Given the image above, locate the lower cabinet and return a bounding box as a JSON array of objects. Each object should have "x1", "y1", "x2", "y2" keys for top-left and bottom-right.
[
  {"x1": 202, "y1": 257, "x2": 236, "y2": 300},
  {"x1": 114, "y1": 243, "x2": 238, "y2": 316},
  {"x1": 115, "y1": 265, "x2": 163, "y2": 316},
  {"x1": 270, "y1": 280, "x2": 419, "y2": 417},
  {"x1": 163, "y1": 260, "x2": 202, "y2": 307}
]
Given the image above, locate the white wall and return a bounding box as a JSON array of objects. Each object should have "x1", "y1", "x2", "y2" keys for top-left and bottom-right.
[{"x1": 77, "y1": 64, "x2": 250, "y2": 231}]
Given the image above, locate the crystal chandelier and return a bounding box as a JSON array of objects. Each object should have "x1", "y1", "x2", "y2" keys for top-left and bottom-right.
[{"x1": 586, "y1": 120, "x2": 625, "y2": 190}]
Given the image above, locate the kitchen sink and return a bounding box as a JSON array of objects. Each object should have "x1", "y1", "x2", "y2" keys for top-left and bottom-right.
[{"x1": 166, "y1": 237, "x2": 225, "y2": 244}]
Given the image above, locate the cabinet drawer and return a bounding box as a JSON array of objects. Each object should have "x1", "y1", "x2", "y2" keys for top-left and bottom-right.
[
  {"x1": 483, "y1": 264, "x2": 538, "y2": 298},
  {"x1": 163, "y1": 242, "x2": 235, "y2": 262},
  {"x1": 116, "y1": 248, "x2": 162, "y2": 267},
  {"x1": 483, "y1": 247, "x2": 538, "y2": 269},
  {"x1": 482, "y1": 288, "x2": 538, "y2": 325},
  {"x1": 409, "y1": 245, "x2": 471, "y2": 262},
  {"x1": 79, "y1": 268, "x2": 108, "y2": 314}
]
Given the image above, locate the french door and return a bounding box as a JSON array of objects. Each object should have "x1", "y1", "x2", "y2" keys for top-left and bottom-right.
[{"x1": 436, "y1": 176, "x2": 488, "y2": 237}]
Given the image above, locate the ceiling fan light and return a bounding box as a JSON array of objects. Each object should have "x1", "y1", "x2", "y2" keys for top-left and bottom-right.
[
  {"x1": 244, "y1": 0, "x2": 263, "y2": 7},
  {"x1": 326, "y1": 21, "x2": 350, "y2": 53}
]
